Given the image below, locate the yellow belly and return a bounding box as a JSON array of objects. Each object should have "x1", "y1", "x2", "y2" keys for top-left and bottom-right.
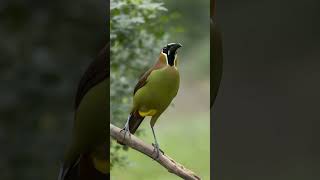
[
  {"x1": 91, "y1": 154, "x2": 109, "y2": 174},
  {"x1": 90, "y1": 144, "x2": 109, "y2": 174},
  {"x1": 139, "y1": 109, "x2": 157, "y2": 117}
]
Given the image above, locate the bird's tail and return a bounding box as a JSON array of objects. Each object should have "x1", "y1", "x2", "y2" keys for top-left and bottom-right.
[
  {"x1": 58, "y1": 153, "x2": 108, "y2": 180},
  {"x1": 58, "y1": 158, "x2": 80, "y2": 180},
  {"x1": 128, "y1": 111, "x2": 144, "y2": 134},
  {"x1": 117, "y1": 111, "x2": 144, "y2": 145}
]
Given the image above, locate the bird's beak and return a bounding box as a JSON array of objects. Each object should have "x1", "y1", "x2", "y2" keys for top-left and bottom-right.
[{"x1": 169, "y1": 43, "x2": 182, "y2": 54}]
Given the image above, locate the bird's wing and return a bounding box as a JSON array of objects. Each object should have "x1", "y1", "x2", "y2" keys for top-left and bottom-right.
[
  {"x1": 210, "y1": 18, "x2": 223, "y2": 107},
  {"x1": 59, "y1": 151, "x2": 108, "y2": 180},
  {"x1": 129, "y1": 63, "x2": 161, "y2": 135},
  {"x1": 59, "y1": 44, "x2": 109, "y2": 180},
  {"x1": 58, "y1": 157, "x2": 81, "y2": 180},
  {"x1": 133, "y1": 68, "x2": 153, "y2": 95},
  {"x1": 133, "y1": 61, "x2": 164, "y2": 95},
  {"x1": 74, "y1": 44, "x2": 109, "y2": 110}
]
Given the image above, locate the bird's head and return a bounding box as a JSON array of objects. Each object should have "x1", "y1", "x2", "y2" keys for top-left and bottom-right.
[{"x1": 160, "y1": 43, "x2": 182, "y2": 67}]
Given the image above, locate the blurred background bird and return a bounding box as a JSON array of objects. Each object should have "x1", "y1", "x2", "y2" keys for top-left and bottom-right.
[
  {"x1": 210, "y1": 0, "x2": 223, "y2": 107},
  {"x1": 58, "y1": 44, "x2": 109, "y2": 180}
]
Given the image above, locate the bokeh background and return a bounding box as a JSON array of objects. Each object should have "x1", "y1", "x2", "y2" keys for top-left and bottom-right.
[
  {"x1": 214, "y1": 0, "x2": 320, "y2": 179},
  {"x1": 110, "y1": 0, "x2": 210, "y2": 179},
  {"x1": 0, "y1": 0, "x2": 107, "y2": 179}
]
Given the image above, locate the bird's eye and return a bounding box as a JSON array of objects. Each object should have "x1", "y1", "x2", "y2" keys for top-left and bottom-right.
[{"x1": 162, "y1": 47, "x2": 168, "y2": 54}]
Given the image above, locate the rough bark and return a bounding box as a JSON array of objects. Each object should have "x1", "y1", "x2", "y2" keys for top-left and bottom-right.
[{"x1": 110, "y1": 124, "x2": 201, "y2": 180}]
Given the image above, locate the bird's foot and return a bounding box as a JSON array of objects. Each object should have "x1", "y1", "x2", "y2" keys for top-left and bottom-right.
[
  {"x1": 151, "y1": 143, "x2": 164, "y2": 160},
  {"x1": 120, "y1": 125, "x2": 131, "y2": 142}
]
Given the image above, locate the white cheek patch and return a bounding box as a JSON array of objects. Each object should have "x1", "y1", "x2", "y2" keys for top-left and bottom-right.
[
  {"x1": 174, "y1": 54, "x2": 178, "y2": 69},
  {"x1": 161, "y1": 52, "x2": 169, "y2": 65}
]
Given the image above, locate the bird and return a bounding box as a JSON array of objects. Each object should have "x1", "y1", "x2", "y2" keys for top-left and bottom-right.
[
  {"x1": 120, "y1": 42, "x2": 182, "y2": 159},
  {"x1": 210, "y1": 12, "x2": 223, "y2": 107},
  {"x1": 58, "y1": 44, "x2": 109, "y2": 180}
]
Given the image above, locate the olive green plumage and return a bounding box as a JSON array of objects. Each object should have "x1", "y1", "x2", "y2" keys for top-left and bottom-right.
[
  {"x1": 59, "y1": 45, "x2": 109, "y2": 180},
  {"x1": 122, "y1": 43, "x2": 182, "y2": 158},
  {"x1": 132, "y1": 65, "x2": 180, "y2": 126}
]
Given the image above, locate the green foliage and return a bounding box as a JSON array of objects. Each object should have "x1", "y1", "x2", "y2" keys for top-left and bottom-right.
[{"x1": 110, "y1": 0, "x2": 173, "y2": 168}]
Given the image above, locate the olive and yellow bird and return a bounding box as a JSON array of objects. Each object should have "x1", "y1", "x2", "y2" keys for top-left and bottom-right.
[
  {"x1": 58, "y1": 44, "x2": 109, "y2": 180},
  {"x1": 121, "y1": 43, "x2": 182, "y2": 158}
]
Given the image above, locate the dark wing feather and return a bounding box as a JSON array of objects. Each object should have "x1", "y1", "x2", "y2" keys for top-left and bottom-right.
[
  {"x1": 59, "y1": 44, "x2": 109, "y2": 180},
  {"x1": 133, "y1": 61, "x2": 164, "y2": 95},
  {"x1": 210, "y1": 18, "x2": 223, "y2": 107},
  {"x1": 133, "y1": 68, "x2": 153, "y2": 95},
  {"x1": 74, "y1": 43, "x2": 109, "y2": 110}
]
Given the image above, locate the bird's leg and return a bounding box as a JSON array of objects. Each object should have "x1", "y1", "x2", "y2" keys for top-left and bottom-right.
[
  {"x1": 151, "y1": 126, "x2": 164, "y2": 159},
  {"x1": 120, "y1": 115, "x2": 131, "y2": 141}
]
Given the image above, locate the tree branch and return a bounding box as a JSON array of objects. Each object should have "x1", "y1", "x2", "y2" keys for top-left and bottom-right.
[{"x1": 110, "y1": 124, "x2": 201, "y2": 180}]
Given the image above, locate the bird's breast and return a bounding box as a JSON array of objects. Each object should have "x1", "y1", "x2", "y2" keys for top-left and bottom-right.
[
  {"x1": 133, "y1": 67, "x2": 179, "y2": 112},
  {"x1": 148, "y1": 66, "x2": 179, "y2": 93}
]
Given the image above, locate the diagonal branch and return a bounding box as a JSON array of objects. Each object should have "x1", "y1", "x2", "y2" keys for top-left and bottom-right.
[{"x1": 110, "y1": 124, "x2": 201, "y2": 180}]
